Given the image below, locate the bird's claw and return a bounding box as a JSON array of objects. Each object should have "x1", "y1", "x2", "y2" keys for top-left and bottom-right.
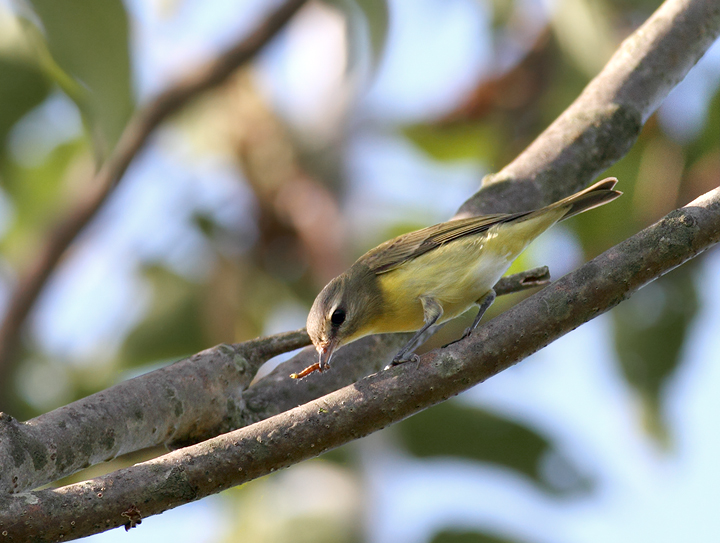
[
  {"x1": 442, "y1": 327, "x2": 475, "y2": 349},
  {"x1": 384, "y1": 353, "x2": 420, "y2": 371}
]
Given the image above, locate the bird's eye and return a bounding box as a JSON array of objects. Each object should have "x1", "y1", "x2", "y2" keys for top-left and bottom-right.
[{"x1": 330, "y1": 308, "x2": 346, "y2": 327}]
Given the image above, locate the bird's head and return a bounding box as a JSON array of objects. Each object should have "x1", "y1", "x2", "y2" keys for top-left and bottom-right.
[{"x1": 306, "y1": 269, "x2": 380, "y2": 371}]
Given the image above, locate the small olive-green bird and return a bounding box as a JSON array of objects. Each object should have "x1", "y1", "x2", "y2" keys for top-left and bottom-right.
[{"x1": 301, "y1": 177, "x2": 621, "y2": 376}]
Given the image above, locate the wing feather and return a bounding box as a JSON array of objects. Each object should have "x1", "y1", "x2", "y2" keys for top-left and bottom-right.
[
  {"x1": 357, "y1": 177, "x2": 620, "y2": 275},
  {"x1": 360, "y1": 211, "x2": 529, "y2": 274}
]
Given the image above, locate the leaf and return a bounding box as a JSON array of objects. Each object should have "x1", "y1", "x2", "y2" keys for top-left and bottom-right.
[
  {"x1": 26, "y1": 0, "x2": 134, "y2": 158},
  {"x1": 119, "y1": 266, "x2": 209, "y2": 368},
  {"x1": 396, "y1": 400, "x2": 591, "y2": 494},
  {"x1": 611, "y1": 264, "x2": 698, "y2": 444},
  {"x1": 431, "y1": 529, "x2": 525, "y2": 543},
  {"x1": 324, "y1": 0, "x2": 389, "y2": 73},
  {"x1": 550, "y1": 0, "x2": 617, "y2": 77},
  {"x1": 0, "y1": 56, "x2": 51, "y2": 151},
  {"x1": 403, "y1": 122, "x2": 503, "y2": 163},
  {"x1": 354, "y1": 0, "x2": 388, "y2": 68},
  {"x1": 0, "y1": 138, "x2": 89, "y2": 261},
  {"x1": 686, "y1": 84, "x2": 720, "y2": 163}
]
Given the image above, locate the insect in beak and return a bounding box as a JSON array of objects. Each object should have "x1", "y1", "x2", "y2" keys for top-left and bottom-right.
[{"x1": 290, "y1": 339, "x2": 338, "y2": 379}]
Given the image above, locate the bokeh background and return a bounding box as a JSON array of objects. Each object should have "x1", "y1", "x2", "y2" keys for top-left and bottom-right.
[{"x1": 1, "y1": 0, "x2": 720, "y2": 541}]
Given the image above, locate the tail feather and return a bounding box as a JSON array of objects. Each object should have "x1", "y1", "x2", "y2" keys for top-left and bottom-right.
[{"x1": 555, "y1": 177, "x2": 622, "y2": 221}]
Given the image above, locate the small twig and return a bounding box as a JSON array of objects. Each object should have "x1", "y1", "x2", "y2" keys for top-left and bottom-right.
[
  {"x1": 493, "y1": 266, "x2": 550, "y2": 295},
  {"x1": 0, "y1": 0, "x2": 308, "y2": 408}
]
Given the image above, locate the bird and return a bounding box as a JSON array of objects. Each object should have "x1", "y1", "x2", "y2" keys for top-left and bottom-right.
[{"x1": 292, "y1": 177, "x2": 621, "y2": 379}]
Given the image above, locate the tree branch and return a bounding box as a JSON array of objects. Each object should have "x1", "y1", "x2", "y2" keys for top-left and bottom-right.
[
  {"x1": 0, "y1": 268, "x2": 548, "y2": 492},
  {"x1": 456, "y1": 0, "x2": 720, "y2": 217},
  {"x1": 0, "y1": 0, "x2": 309, "y2": 408},
  {"x1": 1, "y1": 186, "x2": 718, "y2": 542}
]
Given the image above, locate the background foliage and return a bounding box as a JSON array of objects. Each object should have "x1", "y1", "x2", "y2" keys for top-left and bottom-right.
[{"x1": 0, "y1": 0, "x2": 719, "y2": 541}]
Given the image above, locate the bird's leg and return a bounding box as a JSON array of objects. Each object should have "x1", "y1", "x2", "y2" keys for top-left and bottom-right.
[
  {"x1": 386, "y1": 296, "x2": 443, "y2": 369},
  {"x1": 462, "y1": 289, "x2": 496, "y2": 339},
  {"x1": 441, "y1": 290, "x2": 496, "y2": 349}
]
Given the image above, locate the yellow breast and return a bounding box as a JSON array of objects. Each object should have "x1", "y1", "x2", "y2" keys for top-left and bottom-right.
[{"x1": 372, "y1": 209, "x2": 564, "y2": 334}]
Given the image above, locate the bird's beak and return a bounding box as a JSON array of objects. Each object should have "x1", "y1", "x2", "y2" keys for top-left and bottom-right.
[{"x1": 318, "y1": 339, "x2": 338, "y2": 372}]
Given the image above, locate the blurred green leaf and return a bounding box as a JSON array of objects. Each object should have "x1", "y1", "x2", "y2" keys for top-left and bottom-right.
[
  {"x1": 0, "y1": 138, "x2": 88, "y2": 260},
  {"x1": 397, "y1": 400, "x2": 590, "y2": 494},
  {"x1": 575, "y1": 133, "x2": 646, "y2": 253},
  {"x1": 686, "y1": 85, "x2": 720, "y2": 164},
  {"x1": 0, "y1": 56, "x2": 51, "y2": 150},
  {"x1": 318, "y1": 444, "x2": 356, "y2": 466},
  {"x1": 27, "y1": 0, "x2": 134, "y2": 158},
  {"x1": 324, "y1": 0, "x2": 388, "y2": 73},
  {"x1": 403, "y1": 122, "x2": 503, "y2": 163},
  {"x1": 485, "y1": 0, "x2": 519, "y2": 29},
  {"x1": 681, "y1": 85, "x2": 720, "y2": 203},
  {"x1": 354, "y1": 0, "x2": 388, "y2": 68},
  {"x1": 604, "y1": 0, "x2": 660, "y2": 14},
  {"x1": 120, "y1": 266, "x2": 209, "y2": 368},
  {"x1": 551, "y1": 0, "x2": 616, "y2": 78},
  {"x1": 431, "y1": 529, "x2": 525, "y2": 543},
  {"x1": 612, "y1": 265, "x2": 698, "y2": 444}
]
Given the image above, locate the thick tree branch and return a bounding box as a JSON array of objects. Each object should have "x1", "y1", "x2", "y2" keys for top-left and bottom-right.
[
  {"x1": 456, "y1": 0, "x2": 720, "y2": 217},
  {"x1": 0, "y1": 268, "x2": 548, "y2": 492},
  {"x1": 0, "y1": 0, "x2": 309, "y2": 407},
  {"x1": 1, "y1": 186, "x2": 718, "y2": 542}
]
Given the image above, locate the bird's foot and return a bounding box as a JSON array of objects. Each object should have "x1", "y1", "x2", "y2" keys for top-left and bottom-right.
[
  {"x1": 442, "y1": 327, "x2": 475, "y2": 349},
  {"x1": 384, "y1": 353, "x2": 420, "y2": 371}
]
